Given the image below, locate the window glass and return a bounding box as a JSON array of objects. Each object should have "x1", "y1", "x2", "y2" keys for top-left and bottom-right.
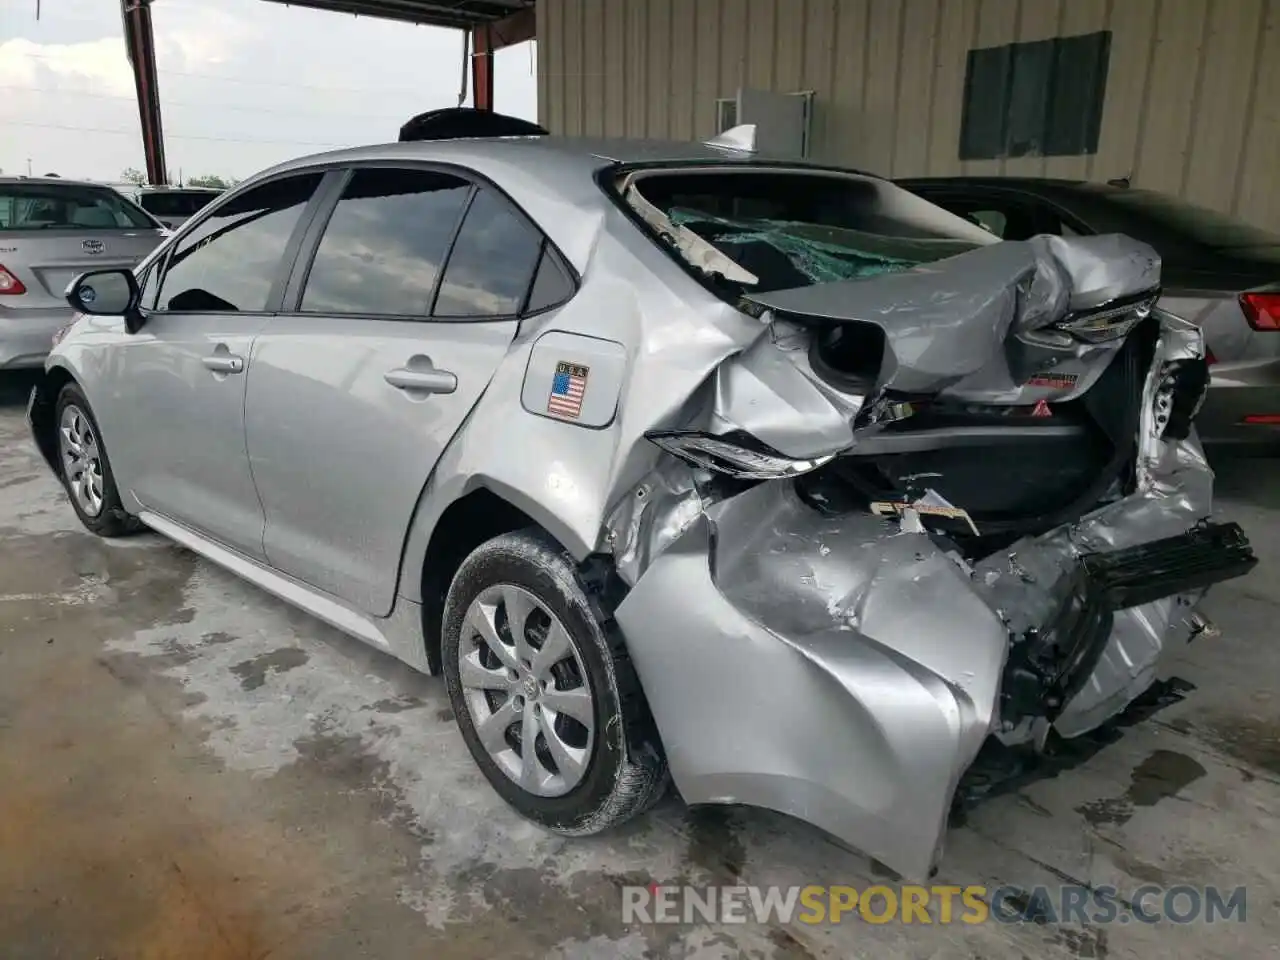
[
  {"x1": 300, "y1": 168, "x2": 471, "y2": 316},
  {"x1": 433, "y1": 187, "x2": 544, "y2": 317},
  {"x1": 156, "y1": 174, "x2": 321, "y2": 312},
  {"x1": 138, "y1": 259, "x2": 162, "y2": 310},
  {"x1": 139, "y1": 191, "x2": 219, "y2": 218},
  {"x1": 0, "y1": 183, "x2": 155, "y2": 230},
  {"x1": 524, "y1": 246, "x2": 575, "y2": 314},
  {"x1": 1104, "y1": 190, "x2": 1280, "y2": 252},
  {"x1": 635, "y1": 171, "x2": 995, "y2": 293}
]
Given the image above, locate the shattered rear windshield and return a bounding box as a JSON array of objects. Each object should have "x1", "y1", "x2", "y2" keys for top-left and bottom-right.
[{"x1": 628, "y1": 169, "x2": 996, "y2": 292}]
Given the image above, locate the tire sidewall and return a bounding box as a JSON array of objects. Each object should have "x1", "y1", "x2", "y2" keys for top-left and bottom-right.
[
  {"x1": 442, "y1": 533, "x2": 629, "y2": 829},
  {"x1": 54, "y1": 383, "x2": 130, "y2": 535}
]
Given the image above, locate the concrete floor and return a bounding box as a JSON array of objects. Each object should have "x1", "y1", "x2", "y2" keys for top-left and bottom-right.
[{"x1": 2, "y1": 370, "x2": 1279, "y2": 960}]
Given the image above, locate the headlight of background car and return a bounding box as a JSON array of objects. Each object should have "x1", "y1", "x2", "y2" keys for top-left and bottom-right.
[{"x1": 645, "y1": 430, "x2": 835, "y2": 480}]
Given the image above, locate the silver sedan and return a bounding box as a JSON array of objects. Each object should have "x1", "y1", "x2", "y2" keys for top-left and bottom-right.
[
  {"x1": 26, "y1": 132, "x2": 1255, "y2": 879},
  {"x1": 0, "y1": 177, "x2": 166, "y2": 370}
]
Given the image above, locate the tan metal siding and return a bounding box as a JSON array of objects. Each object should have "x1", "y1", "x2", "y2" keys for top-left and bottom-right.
[{"x1": 539, "y1": 0, "x2": 1280, "y2": 228}]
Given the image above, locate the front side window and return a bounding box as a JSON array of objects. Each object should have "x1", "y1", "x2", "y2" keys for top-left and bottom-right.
[
  {"x1": 299, "y1": 168, "x2": 471, "y2": 316},
  {"x1": 433, "y1": 186, "x2": 544, "y2": 317},
  {"x1": 156, "y1": 173, "x2": 321, "y2": 313},
  {"x1": 0, "y1": 184, "x2": 155, "y2": 230},
  {"x1": 625, "y1": 169, "x2": 997, "y2": 293}
]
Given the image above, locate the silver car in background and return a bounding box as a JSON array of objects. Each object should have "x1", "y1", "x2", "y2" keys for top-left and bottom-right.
[
  {"x1": 0, "y1": 178, "x2": 166, "y2": 370},
  {"x1": 26, "y1": 133, "x2": 1256, "y2": 879}
]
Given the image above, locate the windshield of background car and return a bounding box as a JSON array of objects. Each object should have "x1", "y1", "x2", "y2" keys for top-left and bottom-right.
[
  {"x1": 627, "y1": 168, "x2": 998, "y2": 292},
  {"x1": 0, "y1": 184, "x2": 156, "y2": 230},
  {"x1": 139, "y1": 191, "x2": 219, "y2": 218},
  {"x1": 1104, "y1": 190, "x2": 1280, "y2": 256}
]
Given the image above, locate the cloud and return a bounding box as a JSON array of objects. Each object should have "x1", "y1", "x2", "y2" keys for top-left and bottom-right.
[{"x1": 0, "y1": 37, "x2": 134, "y2": 97}]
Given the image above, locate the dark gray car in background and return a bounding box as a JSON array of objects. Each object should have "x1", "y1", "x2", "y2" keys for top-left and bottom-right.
[
  {"x1": 900, "y1": 177, "x2": 1280, "y2": 454},
  {"x1": 0, "y1": 178, "x2": 166, "y2": 370}
]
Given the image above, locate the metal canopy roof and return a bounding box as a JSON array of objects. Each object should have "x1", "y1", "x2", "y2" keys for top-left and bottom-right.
[{"x1": 259, "y1": 0, "x2": 535, "y2": 31}]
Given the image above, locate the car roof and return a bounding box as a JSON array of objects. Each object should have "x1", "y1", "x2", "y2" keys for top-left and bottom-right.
[
  {"x1": 244, "y1": 135, "x2": 867, "y2": 274},
  {"x1": 0, "y1": 176, "x2": 120, "y2": 189},
  {"x1": 135, "y1": 185, "x2": 223, "y2": 193},
  {"x1": 258, "y1": 134, "x2": 842, "y2": 184}
]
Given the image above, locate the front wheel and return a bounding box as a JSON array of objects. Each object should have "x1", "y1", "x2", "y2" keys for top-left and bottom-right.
[
  {"x1": 54, "y1": 383, "x2": 139, "y2": 537},
  {"x1": 442, "y1": 530, "x2": 667, "y2": 834}
]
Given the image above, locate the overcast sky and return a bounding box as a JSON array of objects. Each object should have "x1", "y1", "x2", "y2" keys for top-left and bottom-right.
[{"x1": 0, "y1": 0, "x2": 537, "y2": 183}]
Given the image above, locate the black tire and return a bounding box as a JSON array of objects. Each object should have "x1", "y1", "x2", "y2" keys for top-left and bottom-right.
[
  {"x1": 442, "y1": 529, "x2": 668, "y2": 834},
  {"x1": 53, "y1": 383, "x2": 139, "y2": 537}
]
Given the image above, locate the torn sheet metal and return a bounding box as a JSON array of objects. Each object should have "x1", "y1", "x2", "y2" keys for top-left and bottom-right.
[
  {"x1": 613, "y1": 298, "x2": 1241, "y2": 881},
  {"x1": 743, "y1": 234, "x2": 1161, "y2": 396}
]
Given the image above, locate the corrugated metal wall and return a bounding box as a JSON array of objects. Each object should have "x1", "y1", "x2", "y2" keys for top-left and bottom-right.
[{"x1": 537, "y1": 0, "x2": 1280, "y2": 229}]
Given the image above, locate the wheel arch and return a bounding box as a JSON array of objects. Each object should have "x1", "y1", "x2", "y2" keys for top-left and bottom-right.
[
  {"x1": 414, "y1": 483, "x2": 591, "y2": 674},
  {"x1": 28, "y1": 363, "x2": 80, "y2": 478}
]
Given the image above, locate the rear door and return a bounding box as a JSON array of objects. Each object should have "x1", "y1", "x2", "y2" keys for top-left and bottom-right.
[
  {"x1": 109, "y1": 172, "x2": 326, "y2": 558},
  {"x1": 244, "y1": 165, "x2": 551, "y2": 615}
]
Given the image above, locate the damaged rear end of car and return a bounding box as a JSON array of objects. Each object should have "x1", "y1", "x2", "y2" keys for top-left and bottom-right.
[{"x1": 601, "y1": 162, "x2": 1257, "y2": 879}]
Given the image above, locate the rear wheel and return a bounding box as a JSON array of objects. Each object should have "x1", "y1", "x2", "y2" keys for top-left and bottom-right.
[
  {"x1": 54, "y1": 383, "x2": 138, "y2": 537},
  {"x1": 442, "y1": 530, "x2": 667, "y2": 833}
]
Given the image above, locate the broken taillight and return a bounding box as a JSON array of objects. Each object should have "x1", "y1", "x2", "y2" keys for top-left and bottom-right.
[
  {"x1": 645, "y1": 430, "x2": 835, "y2": 480},
  {"x1": 1240, "y1": 292, "x2": 1280, "y2": 331}
]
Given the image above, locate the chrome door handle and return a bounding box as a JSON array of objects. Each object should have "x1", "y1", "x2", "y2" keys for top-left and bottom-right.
[
  {"x1": 202, "y1": 354, "x2": 244, "y2": 374},
  {"x1": 384, "y1": 367, "x2": 457, "y2": 395}
]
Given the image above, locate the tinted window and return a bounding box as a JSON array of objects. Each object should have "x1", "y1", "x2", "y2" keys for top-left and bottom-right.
[
  {"x1": 157, "y1": 174, "x2": 321, "y2": 312},
  {"x1": 300, "y1": 168, "x2": 470, "y2": 316},
  {"x1": 525, "y1": 246, "x2": 575, "y2": 313},
  {"x1": 138, "y1": 260, "x2": 162, "y2": 310},
  {"x1": 929, "y1": 196, "x2": 1039, "y2": 241},
  {"x1": 433, "y1": 187, "x2": 543, "y2": 317},
  {"x1": 0, "y1": 183, "x2": 155, "y2": 230},
  {"x1": 1103, "y1": 190, "x2": 1280, "y2": 253},
  {"x1": 139, "y1": 191, "x2": 219, "y2": 218}
]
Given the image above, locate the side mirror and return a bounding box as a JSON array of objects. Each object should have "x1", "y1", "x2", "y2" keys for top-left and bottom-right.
[{"x1": 66, "y1": 269, "x2": 144, "y2": 333}]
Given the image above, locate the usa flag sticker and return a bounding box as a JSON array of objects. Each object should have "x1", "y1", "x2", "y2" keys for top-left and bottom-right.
[{"x1": 547, "y1": 360, "x2": 589, "y2": 419}]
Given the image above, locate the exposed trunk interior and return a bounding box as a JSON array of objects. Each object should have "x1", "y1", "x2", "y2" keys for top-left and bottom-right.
[{"x1": 796, "y1": 318, "x2": 1159, "y2": 556}]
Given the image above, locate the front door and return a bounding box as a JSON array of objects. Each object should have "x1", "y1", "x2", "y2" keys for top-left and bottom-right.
[
  {"x1": 244, "y1": 168, "x2": 548, "y2": 615},
  {"x1": 116, "y1": 172, "x2": 324, "y2": 557}
]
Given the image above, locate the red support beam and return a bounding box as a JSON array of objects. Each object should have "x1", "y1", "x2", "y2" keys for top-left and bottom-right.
[
  {"x1": 471, "y1": 24, "x2": 494, "y2": 112},
  {"x1": 121, "y1": 0, "x2": 168, "y2": 184}
]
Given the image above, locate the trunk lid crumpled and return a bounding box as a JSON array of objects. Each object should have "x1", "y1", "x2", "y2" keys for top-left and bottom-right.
[{"x1": 610, "y1": 232, "x2": 1256, "y2": 880}]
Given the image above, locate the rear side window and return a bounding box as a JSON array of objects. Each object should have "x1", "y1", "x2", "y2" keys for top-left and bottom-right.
[
  {"x1": 300, "y1": 168, "x2": 471, "y2": 316},
  {"x1": 0, "y1": 183, "x2": 154, "y2": 230},
  {"x1": 433, "y1": 186, "x2": 544, "y2": 318},
  {"x1": 156, "y1": 173, "x2": 321, "y2": 312},
  {"x1": 524, "y1": 246, "x2": 575, "y2": 313}
]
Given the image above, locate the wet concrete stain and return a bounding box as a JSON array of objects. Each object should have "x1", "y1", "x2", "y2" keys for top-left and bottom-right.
[
  {"x1": 1076, "y1": 749, "x2": 1207, "y2": 827},
  {"x1": 952, "y1": 678, "x2": 1198, "y2": 823},
  {"x1": 229, "y1": 647, "x2": 310, "y2": 691},
  {"x1": 682, "y1": 806, "x2": 747, "y2": 882},
  {"x1": 361, "y1": 695, "x2": 427, "y2": 715},
  {"x1": 435, "y1": 707, "x2": 455, "y2": 723},
  {"x1": 1051, "y1": 927, "x2": 1110, "y2": 959},
  {"x1": 200, "y1": 630, "x2": 239, "y2": 646},
  {"x1": 1198, "y1": 717, "x2": 1280, "y2": 777}
]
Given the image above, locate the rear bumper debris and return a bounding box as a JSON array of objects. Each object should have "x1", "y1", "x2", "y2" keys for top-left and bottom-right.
[{"x1": 612, "y1": 305, "x2": 1256, "y2": 880}]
